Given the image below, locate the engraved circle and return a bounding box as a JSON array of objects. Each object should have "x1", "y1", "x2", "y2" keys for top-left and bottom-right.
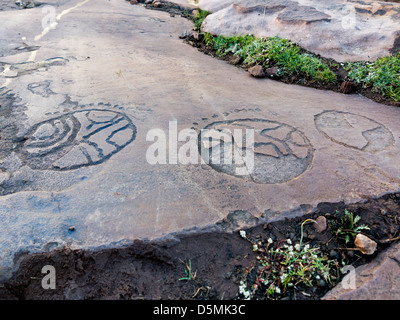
[
  {"x1": 198, "y1": 118, "x2": 313, "y2": 184},
  {"x1": 20, "y1": 109, "x2": 137, "y2": 170},
  {"x1": 314, "y1": 111, "x2": 394, "y2": 153}
]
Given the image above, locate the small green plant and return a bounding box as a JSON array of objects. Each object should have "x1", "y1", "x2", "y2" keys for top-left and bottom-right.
[
  {"x1": 179, "y1": 259, "x2": 197, "y2": 281},
  {"x1": 193, "y1": 8, "x2": 211, "y2": 31},
  {"x1": 334, "y1": 209, "x2": 370, "y2": 244},
  {"x1": 238, "y1": 229, "x2": 340, "y2": 300},
  {"x1": 299, "y1": 218, "x2": 316, "y2": 249},
  {"x1": 345, "y1": 53, "x2": 400, "y2": 102}
]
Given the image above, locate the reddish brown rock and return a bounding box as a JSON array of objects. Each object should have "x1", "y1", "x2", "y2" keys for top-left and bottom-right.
[
  {"x1": 248, "y1": 65, "x2": 265, "y2": 78},
  {"x1": 355, "y1": 234, "x2": 377, "y2": 255},
  {"x1": 340, "y1": 81, "x2": 354, "y2": 94},
  {"x1": 265, "y1": 66, "x2": 279, "y2": 77},
  {"x1": 153, "y1": 1, "x2": 162, "y2": 8},
  {"x1": 229, "y1": 54, "x2": 242, "y2": 65}
]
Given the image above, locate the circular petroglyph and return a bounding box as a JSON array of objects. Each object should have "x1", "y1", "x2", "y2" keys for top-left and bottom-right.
[
  {"x1": 314, "y1": 111, "x2": 394, "y2": 153},
  {"x1": 198, "y1": 119, "x2": 313, "y2": 184},
  {"x1": 20, "y1": 109, "x2": 137, "y2": 170}
]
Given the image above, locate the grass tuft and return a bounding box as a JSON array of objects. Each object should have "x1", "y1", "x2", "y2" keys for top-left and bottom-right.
[
  {"x1": 203, "y1": 34, "x2": 337, "y2": 84},
  {"x1": 345, "y1": 54, "x2": 400, "y2": 102}
]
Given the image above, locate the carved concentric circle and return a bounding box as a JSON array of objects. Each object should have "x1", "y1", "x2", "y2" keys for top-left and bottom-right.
[
  {"x1": 20, "y1": 109, "x2": 136, "y2": 170},
  {"x1": 198, "y1": 118, "x2": 313, "y2": 184}
]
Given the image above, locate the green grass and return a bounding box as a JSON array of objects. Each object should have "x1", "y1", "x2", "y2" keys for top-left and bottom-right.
[
  {"x1": 193, "y1": 8, "x2": 211, "y2": 31},
  {"x1": 203, "y1": 34, "x2": 337, "y2": 84},
  {"x1": 331, "y1": 209, "x2": 370, "y2": 244},
  {"x1": 345, "y1": 54, "x2": 400, "y2": 102},
  {"x1": 178, "y1": 259, "x2": 197, "y2": 281},
  {"x1": 199, "y1": 26, "x2": 399, "y2": 101}
]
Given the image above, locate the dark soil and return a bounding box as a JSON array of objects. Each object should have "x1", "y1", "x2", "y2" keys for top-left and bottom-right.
[{"x1": 1, "y1": 192, "x2": 400, "y2": 300}]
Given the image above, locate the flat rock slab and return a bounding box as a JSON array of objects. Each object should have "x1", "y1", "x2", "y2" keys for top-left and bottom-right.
[
  {"x1": 199, "y1": 0, "x2": 400, "y2": 61},
  {"x1": 323, "y1": 241, "x2": 400, "y2": 299},
  {"x1": 0, "y1": 1, "x2": 400, "y2": 304}
]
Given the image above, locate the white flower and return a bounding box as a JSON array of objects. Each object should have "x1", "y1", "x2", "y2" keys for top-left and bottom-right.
[
  {"x1": 288, "y1": 245, "x2": 293, "y2": 252},
  {"x1": 253, "y1": 244, "x2": 258, "y2": 251},
  {"x1": 267, "y1": 238, "x2": 273, "y2": 244},
  {"x1": 287, "y1": 239, "x2": 292, "y2": 244},
  {"x1": 239, "y1": 230, "x2": 246, "y2": 239},
  {"x1": 304, "y1": 244, "x2": 310, "y2": 251},
  {"x1": 275, "y1": 287, "x2": 281, "y2": 294},
  {"x1": 295, "y1": 244, "x2": 300, "y2": 251}
]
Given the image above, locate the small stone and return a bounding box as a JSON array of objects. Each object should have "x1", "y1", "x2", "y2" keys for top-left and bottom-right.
[
  {"x1": 145, "y1": 0, "x2": 152, "y2": 3},
  {"x1": 224, "y1": 272, "x2": 232, "y2": 280},
  {"x1": 179, "y1": 30, "x2": 192, "y2": 39},
  {"x1": 75, "y1": 258, "x2": 84, "y2": 272},
  {"x1": 192, "y1": 31, "x2": 204, "y2": 42},
  {"x1": 330, "y1": 250, "x2": 340, "y2": 259},
  {"x1": 340, "y1": 81, "x2": 354, "y2": 94},
  {"x1": 152, "y1": 1, "x2": 162, "y2": 7},
  {"x1": 265, "y1": 66, "x2": 279, "y2": 77},
  {"x1": 354, "y1": 234, "x2": 377, "y2": 255},
  {"x1": 318, "y1": 279, "x2": 326, "y2": 287},
  {"x1": 346, "y1": 250, "x2": 355, "y2": 259},
  {"x1": 129, "y1": 0, "x2": 138, "y2": 4},
  {"x1": 307, "y1": 233, "x2": 316, "y2": 240},
  {"x1": 69, "y1": 226, "x2": 76, "y2": 231},
  {"x1": 313, "y1": 216, "x2": 327, "y2": 233},
  {"x1": 229, "y1": 55, "x2": 242, "y2": 65},
  {"x1": 248, "y1": 65, "x2": 265, "y2": 78}
]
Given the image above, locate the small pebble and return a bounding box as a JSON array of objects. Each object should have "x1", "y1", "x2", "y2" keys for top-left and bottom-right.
[{"x1": 330, "y1": 249, "x2": 340, "y2": 259}]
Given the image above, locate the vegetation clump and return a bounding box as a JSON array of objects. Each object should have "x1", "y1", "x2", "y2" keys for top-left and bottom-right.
[
  {"x1": 203, "y1": 34, "x2": 337, "y2": 84},
  {"x1": 192, "y1": 9, "x2": 399, "y2": 103},
  {"x1": 238, "y1": 229, "x2": 340, "y2": 300},
  {"x1": 345, "y1": 54, "x2": 400, "y2": 102}
]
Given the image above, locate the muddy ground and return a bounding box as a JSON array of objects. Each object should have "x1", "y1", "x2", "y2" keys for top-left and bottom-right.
[{"x1": 1, "y1": 192, "x2": 399, "y2": 300}]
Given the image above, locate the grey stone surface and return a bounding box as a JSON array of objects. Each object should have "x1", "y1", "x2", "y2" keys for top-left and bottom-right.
[{"x1": 0, "y1": 1, "x2": 399, "y2": 302}]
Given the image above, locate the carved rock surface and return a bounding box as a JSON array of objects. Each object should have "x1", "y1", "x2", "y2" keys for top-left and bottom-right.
[
  {"x1": 199, "y1": 0, "x2": 400, "y2": 61},
  {"x1": 21, "y1": 109, "x2": 137, "y2": 170}
]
